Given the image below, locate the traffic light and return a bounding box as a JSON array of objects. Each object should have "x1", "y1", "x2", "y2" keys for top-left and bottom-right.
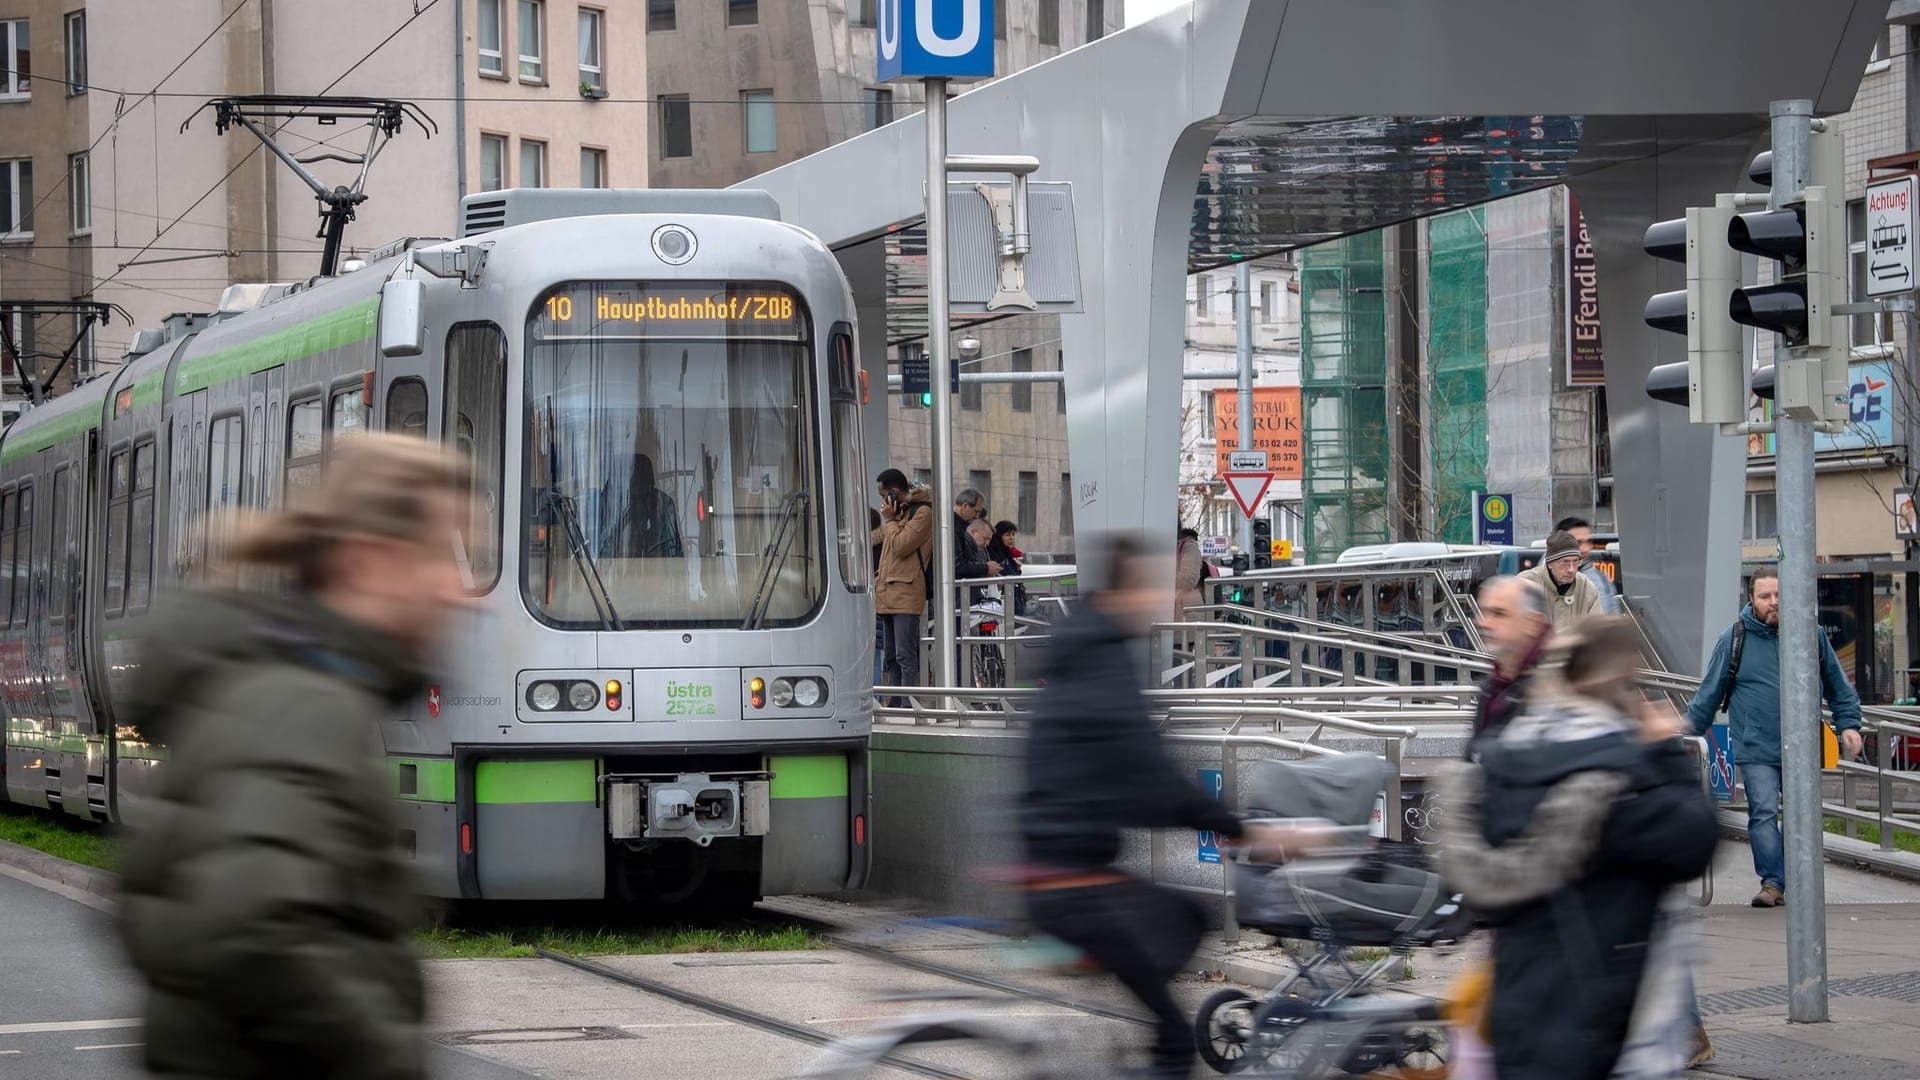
[
  {"x1": 1643, "y1": 197, "x2": 1743, "y2": 425},
  {"x1": 1251, "y1": 518, "x2": 1272, "y2": 570},
  {"x1": 902, "y1": 351, "x2": 929, "y2": 408},
  {"x1": 1230, "y1": 552, "x2": 1250, "y2": 576},
  {"x1": 1728, "y1": 133, "x2": 1848, "y2": 422}
]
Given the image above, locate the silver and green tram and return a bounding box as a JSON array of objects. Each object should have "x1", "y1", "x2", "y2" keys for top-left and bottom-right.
[{"x1": 0, "y1": 189, "x2": 874, "y2": 904}]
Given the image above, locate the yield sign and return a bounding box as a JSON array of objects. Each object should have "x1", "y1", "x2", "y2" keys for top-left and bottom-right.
[{"x1": 1222, "y1": 471, "x2": 1274, "y2": 517}]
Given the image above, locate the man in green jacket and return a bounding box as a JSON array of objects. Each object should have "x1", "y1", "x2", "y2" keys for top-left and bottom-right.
[
  {"x1": 118, "y1": 434, "x2": 471, "y2": 1080},
  {"x1": 1687, "y1": 567, "x2": 1864, "y2": 908}
]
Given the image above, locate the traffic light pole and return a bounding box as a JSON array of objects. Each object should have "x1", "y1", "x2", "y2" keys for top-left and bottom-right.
[
  {"x1": 1769, "y1": 97, "x2": 1831, "y2": 1024},
  {"x1": 1235, "y1": 260, "x2": 1255, "y2": 556}
]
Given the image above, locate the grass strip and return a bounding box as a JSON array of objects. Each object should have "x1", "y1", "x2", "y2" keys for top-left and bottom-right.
[
  {"x1": 0, "y1": 806, "x2": 117, "y2": 870},
  {"x1": 415, "y1": 921, "x2": 821, "y2": 960},
  {"x1": 1823, "y1": 816, "x2": 1920, "y2": 854}
]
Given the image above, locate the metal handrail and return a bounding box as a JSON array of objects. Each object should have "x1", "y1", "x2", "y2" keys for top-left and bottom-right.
[{"x1": 1183, "y1": 602, "x2": 1488, "y2": 663}]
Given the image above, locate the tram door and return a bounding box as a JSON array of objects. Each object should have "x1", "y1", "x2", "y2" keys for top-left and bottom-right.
[
  {"x1": 47, "y1": 433, "x2": 107, "y2": 817},
  {"x1": 1818, "y1": 574, "x2": 1875, "y2": 702}
]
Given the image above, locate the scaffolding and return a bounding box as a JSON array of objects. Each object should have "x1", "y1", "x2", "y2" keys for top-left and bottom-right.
[
  {"x1": 1300, "y1": 232, "x2": 1389, "y2": 561},
  {"x1": 1426, "y1": 208, "x2": 1490, "y2": 543}
]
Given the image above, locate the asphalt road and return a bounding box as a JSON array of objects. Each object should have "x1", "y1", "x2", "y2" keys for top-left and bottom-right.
[{"x1": 0, "y1": 864, "x2": 529, "y2": 1080}]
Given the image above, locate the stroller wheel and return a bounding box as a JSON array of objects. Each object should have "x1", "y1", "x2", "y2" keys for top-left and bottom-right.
[{"x1": 1194, "y1": 989, "x2": 1261, "y2": 1074}]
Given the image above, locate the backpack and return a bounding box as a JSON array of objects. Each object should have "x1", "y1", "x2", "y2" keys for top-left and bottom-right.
[{"x1": 1716, "y1": 617, "x2": 1839, "y2": 767}]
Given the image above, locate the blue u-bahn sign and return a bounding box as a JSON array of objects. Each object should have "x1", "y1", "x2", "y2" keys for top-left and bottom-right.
[{"x1": 877, "y1": 0, "x2": 997, "y2": 83}]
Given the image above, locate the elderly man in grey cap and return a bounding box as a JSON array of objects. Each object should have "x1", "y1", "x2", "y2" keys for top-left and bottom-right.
[{"x1": 1517, "y1": 529, "x2": 1604, "y2": 633}]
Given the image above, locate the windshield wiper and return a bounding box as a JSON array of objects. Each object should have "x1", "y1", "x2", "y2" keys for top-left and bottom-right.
[
  {"x1": 743, "y1": 490, "x2": 809, "y2": 631},
  {"x1": 542, "y1": 396, "x2": 623, "y2": 632}
]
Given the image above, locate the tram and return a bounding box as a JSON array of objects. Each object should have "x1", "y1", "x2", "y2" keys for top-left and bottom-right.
[{"x1": 0, "y1": 189, "x2": 874, "y2": 905}]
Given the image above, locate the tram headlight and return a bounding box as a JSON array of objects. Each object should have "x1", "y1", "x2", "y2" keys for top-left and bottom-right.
[
  {"x1": 568, "y1": 681, "x2": 599, "y2": 711},
  {"x1": 793, "y1": 678, "x2": 826, "y2": 709},
  {"x1": 770, "y1": 678, "x2": 795, "y2": 708},
  {"x1": 528, "y1": 682, "x2": 562, "y2": 711}
]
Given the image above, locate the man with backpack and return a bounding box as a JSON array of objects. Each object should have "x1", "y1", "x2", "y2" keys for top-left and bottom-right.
[
  {"x1": 1686, "y1": 567, "x2": 1864, "y2": 907},
  {"x1": 874, "y1": 469, "x2": 934, "y2": 706}
]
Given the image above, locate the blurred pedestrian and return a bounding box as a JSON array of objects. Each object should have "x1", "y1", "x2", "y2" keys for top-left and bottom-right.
[
  {"x1": 117, "y1": 433, "x2": 472, "y2": 1080},
  {"x1": 1019, "y1": 533, "x2": 1313, "y2": 1080},
  {"x1": 874, "y1": 469, "x2": 934, "y2": 707},
  {"x1": 1473, "y1": 575, "x2": 1552, "y2": 741},
  {"x1": 1685, "y1": 567, "x2": 1863, "y2": 907},
  {"x1": 1439, "y1": 618, "x2": 1718, "y2": 1080},
  {"x1": 1175, "y1": 526, "x2": 1206, "y2": 619},
  {"x1": 1519, "y1": 530, "x2": 1605, "y2": 632},
  {"x1": 1557, "y1": 516, "x2": 1622, "y2": 615}
]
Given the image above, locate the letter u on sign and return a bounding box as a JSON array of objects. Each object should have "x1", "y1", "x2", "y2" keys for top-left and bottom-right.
[{"x1": 877, "y1": 0, "x2": 996, "y2": 83}]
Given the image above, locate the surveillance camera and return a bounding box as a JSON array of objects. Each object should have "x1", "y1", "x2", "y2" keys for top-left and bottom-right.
[{"x1": 956, "y1": 335, "x2": 982, "y2": 359}]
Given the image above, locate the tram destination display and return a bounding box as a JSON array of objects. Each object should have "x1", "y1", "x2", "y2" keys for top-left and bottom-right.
[{"x1": 534, "y1": 281, "x2": 808, "y2": 340}]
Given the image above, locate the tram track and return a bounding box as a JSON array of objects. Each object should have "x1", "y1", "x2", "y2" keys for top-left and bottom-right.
[{"x1": 534, "y1": 947, "x2": 986, "y2": 1080}]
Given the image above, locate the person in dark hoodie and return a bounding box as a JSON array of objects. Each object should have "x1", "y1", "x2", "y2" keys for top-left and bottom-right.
[
  {"x1": 118, "y1": 433, "x2": 472, "y2": 1080},
  {"x1": 1020, "y1": 533, "x2": 1311, "y2": 1080},
  {"x1": 1440, "y1": 618, "x2": 1718, "y2": 1080}
]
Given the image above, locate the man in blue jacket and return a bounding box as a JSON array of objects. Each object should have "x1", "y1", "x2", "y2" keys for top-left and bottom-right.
[{"x1": 1686, "y1": 567, "x2": 1864, "y2": 907}]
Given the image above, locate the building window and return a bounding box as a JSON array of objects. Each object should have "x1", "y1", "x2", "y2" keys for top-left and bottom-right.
[
  {"x1": 1744, "y1": 490, "x2": 1777, "y2": 542},
  {"x1": 477, "y1": 0, "x2": 504, "y2": 75},
  {"x1": 480, "y1": 134, "x2": 506, "y2": 190},
  {"x1": 960, "y1": 362, "x2": 982, "y2": 411},
  {"x1": 578, "y1": 8, "x2": 603, "y2": 89},
  {"x1": 862, "y1": 87, "x2": 893, "y2": 131},
  {"x1": 1017, "y1": 471, "x2": 1037, "y2": 534},
  {"x1": 742, "y1": 89, "x2": 776, "y2": 153},
  {"x1": 729, "y1": 0, "x2": 759, "y2": 26},
  {"x1": 1087, "y1": 0, "x2": 1106, "y2": 41},
  {"x1": 1011, "y1": 347, "x2": 1033, "y2": 412},
  {"x1": 1, "y1": 20, "x2": 27, "y2": 99},
  {"x1": 649, "y1": 0, "x2": 675, "y2": 32},
  {"x1": 1, "y1": 304, "x2": 31, "y2": 381},
  {"x1": 1260, "y1": 281, "x2": 1277, "y2": 324},
  {"x1": 519, "y1": 139, "x2": 546, "y2": 188},
  {"x1": 968, "y1": 470, "x2": 993, "y2": 515},
  {"x1": 63, "y1": 11, "x2": 83, "y2": 96},
  {"x1": 914, "y1": 468, "x2": 931, "y2": 490},
  {"x1": 67, "y1": 153, "x2": 88, "y2": 236},
  {"x1": 1200, "y1": 390, "x2": 1216, "y2": 440},
  {"x1": 994, "y1": 0, "x2": 1007, "y2": 40},
  {"x1": 1869, "y1": 25, "x2": 1893, "y2": 71},
  {"x1": 660, "y1": 94, "x2": 692, "y2": 158},
  {"x1": 849, "y1": 0, "x2": 875, "y2": 28},
  {"x1": 517, "y1": 0, "x2": 544, "y2": 82},
  {"x1": 1194, "y1": 274, "x2": 1212, "y2": 318},
  {"x1": 0, "y1": 159, "x2": 32, "y2": 240},
  {"x1": 1039, "y1": 0, "x2": 1059, "y2": 46},
  {"x1": 580, "y1": 146, "x2": 607, "y2": 188},
  {"x1": 1060, "y1": 472, "x2": 1074, "y2": 539}
]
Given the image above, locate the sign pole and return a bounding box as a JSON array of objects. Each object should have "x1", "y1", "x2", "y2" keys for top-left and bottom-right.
[
  {"x1": 1235, "y1": 260, "x2": 1255, "y2": 554},
  {"x1": 926, "y1": 76, "x2": 956, "y2": 693}
]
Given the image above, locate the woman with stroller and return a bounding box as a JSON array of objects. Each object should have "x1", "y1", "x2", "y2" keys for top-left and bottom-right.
[{"x1": 1438, "y1": 617, "x2": 1717, "y2": 1080}]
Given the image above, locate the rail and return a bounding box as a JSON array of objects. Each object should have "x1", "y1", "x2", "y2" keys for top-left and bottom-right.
[{"x1": 1154, "y1": 616, "x2": 1491, "y2": 692}]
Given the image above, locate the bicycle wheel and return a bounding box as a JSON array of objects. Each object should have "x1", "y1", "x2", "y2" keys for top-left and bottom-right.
[{"x1": 1194, "y1": 989, "x2": 1261, "y2": 1073}]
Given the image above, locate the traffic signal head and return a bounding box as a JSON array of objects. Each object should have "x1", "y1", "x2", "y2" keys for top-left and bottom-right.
[
  {"x1": 1642, "y1": 198, "x2": 1743, "y2": 425},
  {"x1": 1251, "y1": 518, "x2": 1272, "y2": 570},
  {"x1": 919, "y1": 391, "x2": 933, "y2": 408}
]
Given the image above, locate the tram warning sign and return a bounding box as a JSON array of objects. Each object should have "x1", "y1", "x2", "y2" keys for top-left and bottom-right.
[{"x1": 1866, "y1": 175, "x2": 1915, "y2": 297}]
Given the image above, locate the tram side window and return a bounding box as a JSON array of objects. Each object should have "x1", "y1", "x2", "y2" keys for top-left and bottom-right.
[
  {"x1": 286, "y1": 397, "x2": 323, "y2": 495},
  {"x1": 105, "y1": 449, "x2": 129, "y2": 617},
  {"x1": 11, "y1": 485, "x2": 29, "y2": 627},
  {"x1": 128, "y1": 441, "x2": 155, "y2": 612},
  {"x1": 206, "y1": 415, "x2": 244, "y2": 564},
  {"x1": 444, "y1": 324, "x2": 505, "y2": 591},
  {"x1": 332, "y1": 386, "x2": 366, "y2": 442},
  {"x1": 386, "y1": 377, "x2": 427, "y2": 437},
  {"x1": 49, "y1": 468, "x2": 69, "y2": 621},
  {"x1": 829, "y1": 329, "x2": 870, "y2": 593},
  {"x1": 0, "y1": 491, "x2": 14, "y2": 623}
]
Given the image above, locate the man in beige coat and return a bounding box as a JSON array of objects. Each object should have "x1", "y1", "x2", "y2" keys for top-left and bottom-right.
[
  {"x1": 873, "y1": 468, "x2": 934, "y2": 705},
  {"x1": 1518, "y1": 530, "x2": 1604, "y2": 633}
]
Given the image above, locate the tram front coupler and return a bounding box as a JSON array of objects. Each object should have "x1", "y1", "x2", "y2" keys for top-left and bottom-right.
[{"x1": 605, "y1": 772, "x2": 772, "y2": 846}]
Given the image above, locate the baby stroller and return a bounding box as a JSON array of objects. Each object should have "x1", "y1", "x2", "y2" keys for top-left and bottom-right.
[{"x1": 1194, "y1": 753, "x2": 1473, "y2": 1076}]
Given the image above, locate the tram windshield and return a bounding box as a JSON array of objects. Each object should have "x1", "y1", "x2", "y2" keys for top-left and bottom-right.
[{"x1": 523, "y1": 281, "x2": 823, "y2": 630}]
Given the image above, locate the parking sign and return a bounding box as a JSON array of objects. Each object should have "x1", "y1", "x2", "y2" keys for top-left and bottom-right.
[{"x1": 1197, "y1": 768, "x2": 1224, "y2": 863}]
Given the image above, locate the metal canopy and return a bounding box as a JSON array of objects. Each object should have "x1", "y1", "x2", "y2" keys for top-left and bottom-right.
[{"x1": 739, "y1": 0, "x2": 1889, "y2": 670}]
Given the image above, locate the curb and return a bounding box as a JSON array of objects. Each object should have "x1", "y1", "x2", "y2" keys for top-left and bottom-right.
[
  {"x1": 1717, "y1": 809, "x2": 1920, "y2": 885},
  {"x1": 0, "y1": 836, "x2": 118, "y2": 899}
]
